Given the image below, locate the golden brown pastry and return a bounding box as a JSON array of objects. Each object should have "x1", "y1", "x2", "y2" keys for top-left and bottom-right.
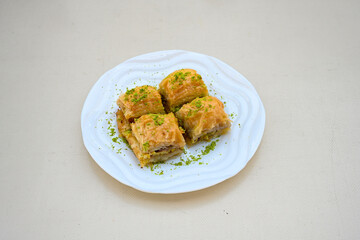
[
  {"x1": 116, "y1": 110, "x2": 185, "y2": 167},
  {"x1": 116, "y1": 110, "x2": 148, "y2": 165},
  {"x1": 116, "y1": 85, "x2": 165, "y2": 122},
  {"x1": 159, "y1": 69, "x2": 208, "y2": 112},
  {"x1": 176, "y1": 96, "x2": 231, "y2": 143}
]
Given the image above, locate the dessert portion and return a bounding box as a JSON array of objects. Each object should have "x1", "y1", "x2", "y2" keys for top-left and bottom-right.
[
  {"x1": 116, "y1": 85, "x2": 165, "y2": 122},
  {"x1": 176, "y1": 96, "x2": 231, "y2": 143},
  {"x1": 115, "y1": 69, "x2": 232, "y2": 167},
  {"x1": 116, "y1": 110, "x2": 185, "y2": 167},
  {"x1": 159, "y1": 69, "x2": 208, "y2": 112}
]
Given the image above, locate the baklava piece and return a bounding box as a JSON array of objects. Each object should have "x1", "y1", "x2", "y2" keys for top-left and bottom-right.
[
  {"x1": 176, "y1": 96, "x2": 231, "y2": 143},
  {"x1": 116, "y1": 85, "x2": 165, "y2": 122},
  {"x1": 159, "y1": 69, "x2": 208, "y2": 112},
  {"x1": 116, "y1": 110, "x2": 185, "y2": 167}
]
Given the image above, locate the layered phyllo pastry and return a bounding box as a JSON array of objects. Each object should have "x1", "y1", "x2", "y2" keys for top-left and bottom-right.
[
  {"x1": 159, "y1": 69, "x2": 208, "y2": 112},
  {"x1": 116, "y1": 110, "x2": 186, "y2": 167},
  {"x1": 176, "y1": 96, "x2": 231, "y2": 143},
  {"x1": 116, "y1": 85, "x2": 165, "y2": 122}
]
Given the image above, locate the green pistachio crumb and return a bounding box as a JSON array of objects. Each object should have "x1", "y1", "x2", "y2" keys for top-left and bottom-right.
[
  {"x1": 201, "y1": 139, "x2": 219, "y2": 155},
  {"x1": 143, "y1": 141, "x2": 150, "y2": 152}
]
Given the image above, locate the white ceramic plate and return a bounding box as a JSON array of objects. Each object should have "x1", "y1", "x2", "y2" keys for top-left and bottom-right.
[{"x1": 81, "y1": 50, "x2": 265, "y2": 194}]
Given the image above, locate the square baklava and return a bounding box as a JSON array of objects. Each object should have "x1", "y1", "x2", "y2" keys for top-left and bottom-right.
[
  {"x1": 176, "y1": 96, "x2": 231, "y2": 143},
  {"x1": 116, "y1": 85, "x2": 165, "y2": 122},
  {"x1": 159, "y1": 69, "x2": 208, "y2": 112},
  {"x1": 116, "y1": 110, "x2": 185, "y2": 167}
]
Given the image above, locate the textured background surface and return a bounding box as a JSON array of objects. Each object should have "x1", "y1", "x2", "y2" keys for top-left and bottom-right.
[{"x1": 0, "y1": 0, "x2": 359, "y2": 239}]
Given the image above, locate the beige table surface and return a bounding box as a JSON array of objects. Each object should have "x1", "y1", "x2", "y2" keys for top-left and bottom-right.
[{"x1": 1, "y1": 0, "x2": 359, "y2": 239}]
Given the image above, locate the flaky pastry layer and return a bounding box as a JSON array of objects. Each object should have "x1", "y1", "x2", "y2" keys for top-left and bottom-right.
[
  {"x1": 117, "y1": 85, "x2": 165, "y2": 122},
  {"x1": 116, "y1": 110, "x2": 185, "y2": 167},
  {"x1": 176, "y1": 96, "x2": 231, "y2": 143},
  {"x1": 159, "y1": 69, "x2": 208, "y2": 112}
]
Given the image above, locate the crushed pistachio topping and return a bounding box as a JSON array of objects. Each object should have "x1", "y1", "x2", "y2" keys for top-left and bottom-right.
[
  {"x1": 143, "y1": 141, "x2": 150, "y2": 152},
  {"x1": 125, "y1": 88, "x2": 135, "y2": 95},
  {"x1": 124, "y1": 86, "x2": 152, "y2": 104},
  {"x1": 123, "y1": 129, "x2": 132, "y2": 135},
  {"x1": 173, "y1": 106, "x2": 181, "y2": 112},
  {"x1": 183, "y1": 97, "x2": 218, "y2": 118},
  {"x1": 149, "y1": 114, "x2": 165, "y2": 126},
  {"x1": 168, "y1": 71, "x2": 203, "y2": 90},
  {"x1": 193, "y1": 99, "x2": 202, "y2": 108},
  {"x1": 179, "y1": 126, "x2": 185, "y2": 133}
]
